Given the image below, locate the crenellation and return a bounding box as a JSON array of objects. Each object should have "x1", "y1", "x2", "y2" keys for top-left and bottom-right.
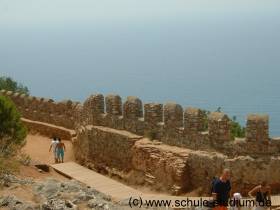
[
  {"x1": 92, "y1": 94, "x2": 105, "y2": 114},
  {"x1": 144, "y1": 103, "x2": 163, "y2": 139},
  {"x1": 144, "y1": 103, "x2": 163, "y2": 124},
  {"x1": 0, "y1": 90, "x2": 77, "y2": 129},
  {"x1": 0, "y1": 89, "x2": 277, "y2": 154},
  {"x1": 123, "y1": 96, "x2": 144, "y2": 135},
  {"x1": 163, "y1": 102, "x2": 183, "y2": 130},
  {"x1": 123, "y1": 96, "x2": 143, "y2": 119},
  {"x1": 56, "y1": 101, "x2": 68, "y2": 114},
  {"x1": 60, "y1": 99, "x2": 73, "y2": 111},
  {"x1": 83, "y1": 94, "x2": 105, "y2": 125},
  {"x1": 2, "y1": 89, "x2": 280, "y2": 194},
  {"x1": 184, "y1": 107, "x2": 204, "y2": 135},
  {"x1": 105, "y1": 94, "x2": 122, "y2": 115},
  {"x1": 208, "y1": 112, "x2": 231, "y2": 143},
  {"x1": 246, "y1": 114, "x2": 269, "y2": 142},
  {"x1": 159, "y1": 102, "x2": 183, "y2": 145},
  {"x1": 30, "y1": 97, "x2": 41, "y2": 114}
]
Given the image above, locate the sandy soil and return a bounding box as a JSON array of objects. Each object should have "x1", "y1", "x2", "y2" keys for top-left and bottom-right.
[
  {"x1": 18, "y1": 165, "x2": 67, "y2": 181},
  {"x1": 0, "y1": 134, "x2": 76, "y2": 209},
  {"x1": 22, "y1": 134, "x2": 74, "y2": 165},
  {"x1": 14, "y1": 134, "x2": 75, "y2": 181}
]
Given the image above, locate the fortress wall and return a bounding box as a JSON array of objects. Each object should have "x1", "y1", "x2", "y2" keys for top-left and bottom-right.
[
  {"x1": 22, "y1": 118, "x2": 75, "y2": 140},
  {"x1": 82, "y1": 125, "x2": 142, "y2": 172},
  {"x1": 83, "y1": 94, "x2": 104, "y2": 125},
  {"x1": 1, "y1": 90, "x2": 278, "y2": 156},
  {"x1": 224, "y1": 155, "x2": 280, "y2": 194},
  {"x1": 2, "y1": 89, "x2": 280, "y2": 194},
  {"x1": 74, "y1": 125, "x2": 280, "y2": 194},
  {"x1": 122, "y1": 96, "x2": 144, "y2": 134},
  {"x1": 184, "y1": 107, "x2": 204, "y2": 135},
  {"x1": 72, "y1": 126, "x2": 90, "y2": 165},
  {"x1": 80, "y1": 94, "x2": 210, "y2": 143},
  {"x1": 78, "y1": 94, "x2": 276, "y2": 156},
  {"x1": 246, "y1": 114, "x2": 269, "y2": 142},
  {"x1": 132, "y1": 139, "x2": 190, "y2": 194},
  {"x1": 187, "y1": 152, "x2": 280, "y2": 195},
  {"x1": 0, "y1": 90, "x2": 79, "y2": 129},
  {"x1": 74, "y1": 125, "x2": 191, "y2": 194},
  {"x1": 208, "y1": 112, "x2": 232, "y2": 142}
]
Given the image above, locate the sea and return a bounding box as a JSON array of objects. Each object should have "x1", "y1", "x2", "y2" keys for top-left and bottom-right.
[{"x1": 1, "y1": 0, "x2": 280, "y2": 136}]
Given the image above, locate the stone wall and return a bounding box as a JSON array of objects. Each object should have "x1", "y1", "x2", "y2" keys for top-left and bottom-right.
[
  {"x1": 187, "y1": 151, "x2": 280, "y2": 195},
  {"x1": 0, "y1": 90, "x2": 79, "y2": 129},
  {"x1": 73, "y1": 93, "x2": 280, "y2": 194},
  {"x1": 132, "y1": 139, "x2": 190, "y2": 194},
  {"x1": 2, "y1": 89, "x2": 280, "y2": 195},
  {"x1": 75, "y1": 93, "x2": 280, "y2": 157},
  {"x1": 2, "y1": 90, "x2": 276, "y2": 155},
  {"x1": 73, "y1": 125, "x2": 280, "y2": 195},
  {"x1": 22, "y1": 118, "x2": 76, "y2": 140},
  {"x1": 85, "y1": 126, "x2": 141, "y2": 171},
  {"x1": 246, "y1": 114, "x2": 269, "y2": 142},
  {"x1": 73, "y1": 125, "x2": 191, "y2": 194}
]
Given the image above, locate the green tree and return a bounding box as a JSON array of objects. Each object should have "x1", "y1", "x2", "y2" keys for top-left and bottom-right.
[
  {"x1": 201, "y1": 109, "x2": 210, "y2": 131},
  {"x1": 0, "y1": 95, "x2": 27, "y2": 157},
  {"x1": 230, "y1": 116, "x2": 245, "y2": 138},
  {"x1": 0, "y1": 76, "x2": 29, "y2": 95},
  {"x1": 201, "y1": 108, "x2": 245, "y2": 138}
]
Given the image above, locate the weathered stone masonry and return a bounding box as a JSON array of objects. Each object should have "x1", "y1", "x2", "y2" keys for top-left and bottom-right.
[
  {"x1": 1, "y1": 89, "x2": 280, "y2": 195},
  {"x1": 0, "y1": 90, "x2": 79, "y2": 129}
]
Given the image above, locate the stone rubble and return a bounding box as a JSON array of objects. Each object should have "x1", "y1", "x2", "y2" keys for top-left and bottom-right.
[{"x1": 1, "y1": 175, "x2": 160, "y2": 210}]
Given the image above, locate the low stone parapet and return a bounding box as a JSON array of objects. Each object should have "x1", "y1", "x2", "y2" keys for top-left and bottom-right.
[{"x1": 22, "y1": 118, "x2": 76, "y2": 140}]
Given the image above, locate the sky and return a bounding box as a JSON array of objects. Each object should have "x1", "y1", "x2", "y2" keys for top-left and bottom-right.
[
  {"x1": 1, "y1": 1, "x2": 280, "y2": 28},
  {"x1": 1, "y1": 0, "x2": 280, "y2": 135}
]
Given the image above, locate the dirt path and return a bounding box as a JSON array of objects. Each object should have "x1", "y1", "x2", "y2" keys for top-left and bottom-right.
[{"x1": 22, "y1": 134, "x2": 75, "y2": 165}]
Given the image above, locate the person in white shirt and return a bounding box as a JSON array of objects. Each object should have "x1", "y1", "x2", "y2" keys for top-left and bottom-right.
[
  {"x1": 49, "y1": 137, "x2": 59, "y2": 163},
  {"x1": 232, "y1": 192, "x2": 242, "y2": 210}
]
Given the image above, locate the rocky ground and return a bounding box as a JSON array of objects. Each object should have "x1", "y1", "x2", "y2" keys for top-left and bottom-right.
[
  {"x1": 0, "y1": 134, "x2": 150, "y2": 210},
  {"x1": 0, "y1": 174, "x2": 140, "y2": 210},
  {"x1": 0, "y1": 134, "x2": 210, "y2": 210}
]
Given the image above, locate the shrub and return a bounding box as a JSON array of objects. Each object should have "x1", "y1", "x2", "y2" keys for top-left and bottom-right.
[
  {"x1": 230, "y1": 116, "x2": 245, "y2": 138},
  {"x1": 0, "y1": 95, "x2": 27, "y2": 157},
  {"x1": 0, "y1": 76, "x2": 29, "y2": 95},
  {"x1": 201, "y1": 108, "x2": 245, "y2": 138},
  {"x1": 201, "y1": 109, "x2": 210, "y2": 131},
  {"x1": 18, "y1": 153, "x2": 32, "y2": 166}
]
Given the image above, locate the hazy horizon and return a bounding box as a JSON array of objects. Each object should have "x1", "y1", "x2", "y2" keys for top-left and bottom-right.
[{"x1": 1, "y1": 0, "x2": 280, "y2": 135}]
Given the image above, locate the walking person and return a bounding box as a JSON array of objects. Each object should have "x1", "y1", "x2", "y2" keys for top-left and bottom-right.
[
  {"x1": 49, "y1": 137, "x2": 59, "y2": 163},
  {"x1": 212, "y1": 169, "x2": 232, "y2": 210},
  {"x1": 248, "y1": 181, "x2": 271, "y2": 210},
  {"x1": 55, "y1": 138, "x2": 66, "y2": 163}
]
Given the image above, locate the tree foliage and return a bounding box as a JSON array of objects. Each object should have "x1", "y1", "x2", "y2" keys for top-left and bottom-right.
[
  {"x1": 201, "y1": 108, "x2": 245, "y2": 138},
  {"x1": 0, "y1": 95, "x2": 27, "y2": 157},
  {"x1": 230, "y1": 117, "x2": 245, "y2": 139},
  {"x1": 0, "y1": 76, "x2": 29, "y2": 95}
]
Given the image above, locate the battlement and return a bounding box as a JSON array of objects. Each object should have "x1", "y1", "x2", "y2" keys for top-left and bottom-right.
[
  {"x1": 0, "y1": 89, "x2": 79, "y2": 129},
  {"x1": 79, "y1": 94, "x2": 272, "y2": 142},
  {"x1": 1, "y1": 89, "x2": 279, "y2": 156},
  {"x1": 3, "y1": 89, "x2": 280, "y2": 194},
  {"x1": 246, "y1": 114, "x2": 269, "y2": 142}
]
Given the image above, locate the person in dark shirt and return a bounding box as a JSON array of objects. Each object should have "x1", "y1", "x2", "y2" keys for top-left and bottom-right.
[{"x1": 212, "y1": 169, "x2": 232, "y2": 210}]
